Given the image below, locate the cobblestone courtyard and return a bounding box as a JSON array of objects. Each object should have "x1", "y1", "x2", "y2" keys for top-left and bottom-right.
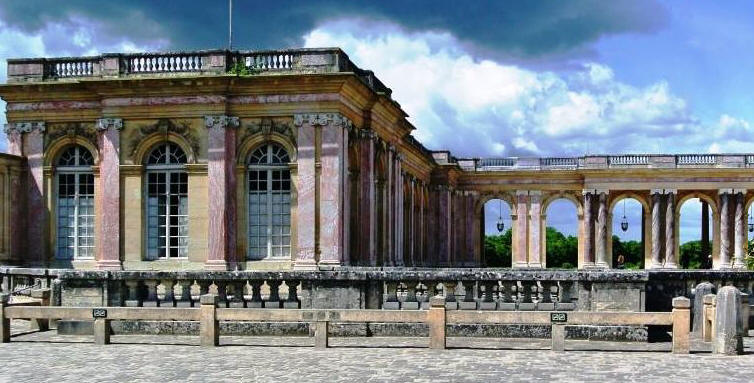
[{"x1": 2, "y1": 320, "x2": 754, "y2": 382}]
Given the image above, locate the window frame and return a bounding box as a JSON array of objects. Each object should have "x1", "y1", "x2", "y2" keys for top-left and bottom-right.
[
  {"x1": 246, "y1": 143, "x2": 292, "y2": 260},
  {"x1": 54, "y1": 145, "x2": 95, "y2": 260}
]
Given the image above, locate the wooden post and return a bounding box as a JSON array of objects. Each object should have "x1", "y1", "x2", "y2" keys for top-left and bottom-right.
[
  {"x1": 93, "y1": 317, "x2": 110, "y2": 345},
  {"x1": 30, "y1": 288, "x2": 51, "y2": 331},
  {"x1": 314, "y1": 320, "x2": 329, "y2": 348},
  {"x1": 703, "y1": 294, "x2": 715, "y2": 342},
  {"x1": 0, "y1": 293, "x2": 9, "y2": 343},
  {"x1": 200, "y1": 294, "x2": 219, "y2": 347},
  {"x1": 428, "y1": 295, "x2": 446, "y2": 349},
  {"x1": 551, "y1": 324, "x2": 565, "y2": 352},
  {"x1": 672, "y1": 296, "x2": 691, "y2": 354}
]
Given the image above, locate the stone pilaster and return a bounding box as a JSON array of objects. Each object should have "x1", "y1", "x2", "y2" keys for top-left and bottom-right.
[
  {"x1": 385, "y1": 147, "x2": 395, "y2": 266},
  {"x1": 664, "y1": 190, "x2": 677, "y2": 269},
  {"x1": 3, "y1": 125, "x2": 22, "y2": 156},
  {"x1": 204, "y1": 115, "x2": 239, "y2": 271},
  {"x1": 318, "y1": 114, "x2": 350, "y2": 267},
  {"x1": 733, "y1": 189, "x2": 746, "y2": 269},
  {"x1": 95, "y1": 118, "x2": 124, "y2": 270},
  {"x1": 293, "y1": 115, "x2": 317, "y2": 270},
  {"x1": 437, "y1": 185, "x2": 452, "y2": 266},
  {"x1": 408, "y1": 178, "x2": 416, "y2": 266},
  {"x1": 513, "y1": 190, "x2": 529, "y2": 268},
  {"x1": 650, "y1": 190, "x2": 663, "y2": 269},
  {"x1": 595, "y1": 190, "x2": 609, "y2": 268},
  {"x1": 527, "y1": 191, "x2": 543, "y2": 268},
  {"x1": 394, "y1": 156, "x2": 404, "y2": 267},
  {"x1": 13, "y1": 122, "x2": 46, "y2": 266},
  {"x1": 582, "y1": 191, "x2": 594, "y2": 268},
  {"x1": 719, "y1": 189, "x2": 732, "y2": 269}
]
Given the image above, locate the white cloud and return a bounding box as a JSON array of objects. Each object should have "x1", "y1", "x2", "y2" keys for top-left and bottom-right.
[
  {"x1": 304, "y1": 19, "x2": 710, "y2": 157},
  {"x1": 0, "y1": 18, "x2": 166, "y2": 151}
]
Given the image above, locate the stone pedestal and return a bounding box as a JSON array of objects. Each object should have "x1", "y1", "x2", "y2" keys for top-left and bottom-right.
[
  {"x1": 692, "y1": 282, "x2": 715, "y2": 335},
  {"x1": 713, "y1": 286, "x2": 743, "y2": 355}
]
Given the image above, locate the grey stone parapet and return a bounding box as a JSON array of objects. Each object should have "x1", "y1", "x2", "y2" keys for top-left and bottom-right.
[
  {"x1": 461, "y1": 154, "x2": 754, "y2": 171},
  {"x1": 5, "y1": 48, "x2": 392, "y2": 97}
]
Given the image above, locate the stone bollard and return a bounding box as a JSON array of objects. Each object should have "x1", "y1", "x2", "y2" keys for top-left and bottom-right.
[
  {"x1": 740, "y1": 293, "x2": 750, "y2": 335},
  {"x1": 200, "y1": 294, "x2": 219, "y2": 347},
  {"x1": 703, "y1": 294, "x2": 715, "y2": 342},
  {"x1": 671, "y1": 296, "x2": 691, "y2": 354},
  {"x1": 427, "y1": 295, "x2": 446, "y2": 349},
  {"x1": 30, "y1": 288, "x2": 51, "y2": 332},
  {"x1": 551, "y1": 323, "x2": 566, "y2": 352},
  {"x1": 314, "y1": 320, "x2": 329, "y2": 349},
  {"x1": 713, "y1": 286, "x2": 743, "y2": 355},
  {"x1": 0, "y1": 293, "x2": 9, "y2": 343},
  {"x1": 692, "y1": 282, "x2": 715, "y2": 336},
  {"x1": 94, "y1": 317, "x2": 110, "y2": 345}
]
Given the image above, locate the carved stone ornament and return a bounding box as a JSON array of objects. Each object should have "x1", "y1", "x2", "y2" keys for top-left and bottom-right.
[
  {"x1": 96, "y1": 118, "x2": 123, "y2": 131},
  {"x1": 45, "y1": 122, "x2": 97, "y2": 150},
  {"x1": 204, "y1": 115, "x2": 240, "y2": 129},
  {"x1": 239, "y1": 117, "x2": 296, "y2": 147},
  {"x1": 293, "y1": 113, "x2": 353, "y2": 129},
  {"x1": 124, "y1": 118, "x2": 201, "y2": 162},
  {"x1": 4, "y1": 121, "x2": 45, "y2": 134}
]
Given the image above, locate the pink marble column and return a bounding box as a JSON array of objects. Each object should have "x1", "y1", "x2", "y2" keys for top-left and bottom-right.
[
  {"x1": 719, "y1": 190, "x2": 732, "y2": 269},
  {"x1": 319, "y1": 114, "x2": 350, "y2": 267},
  {"x1": 419, "y1": 183, "x2": 426, "y2": 266},
  {"x1": 595, "y1": 191, "x2": 609, "y2": 268},
  {"x1": 21, "y1": 122, "x2": 46, "y2": 266},
  {"x1": 437, "y1": 186, "x2": 452, "y2": 266},
  {"x1": 358, "y1": 130, "x2": 376, "y2": 265},
  {"x1": 4, "y1": 125, "x2": 25, "y2": 265},
  {"x1": 733, "y1": 189, "x2": 747, "y2": 269},
  {"x1": 408, "y1": 178, "x2": 416, "y2": 266},
  {"x1": 465, "y1": 192, "x2": 476, "y2": 266},
  {"x1": 204, "y1": 116, "x2": 239, "y2": 271},
  {"x1": 528, "y1": 191, "x2": 543, "y2": 268},
  {"x1": 582, "y1": 191, "x2": 594, "y2": 267},
  {"x1": 664, "y1": 191, "x2": 677, "y2": 268},
  {"x1": 650, "y1": 190, "x2": 663, "y2": 269},
  {"x1": 513, "y1": 190, "x2": 529, "y2": 268},
  {"x1": 385, "y1": 147, "x2": 395, "y2": 266},
  {"x1": 5, "y1": 128, "x2": 22, "y2": 156},
  {"x1": 96, "y1": 118, "x2": 124, "y2": 270},
  {"x1": 394, "y1": 157, "x2": 404, "y2": 266},
  {"x1": 293, "y1": 115, "x2": 317, "y2": 269}
]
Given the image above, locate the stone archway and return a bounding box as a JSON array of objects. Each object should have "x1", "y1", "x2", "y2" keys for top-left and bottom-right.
[
  {"x1": 541, "y1": 192, "x2": 583, "y2": 269},
  {"x1": 607, "y1": 192, "x2": 650, "y2": 269}
]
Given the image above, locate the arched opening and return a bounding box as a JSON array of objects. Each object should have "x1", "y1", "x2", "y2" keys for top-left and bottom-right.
[
  {"x1": 54, "y1": 145, "x2": 95, "y2": 260},
  {"x1": 145, "y1": 142, "x2": 188, "y2": 260},
  {"x1": 483, "y1": 198, "x2": 512, "y2": 267},
  {"x1": 247, "y1": 142, "x2": 292, "y2": 260},
  {"x1": 678, "y1": 197, "x2": 714, "y2": 269},
  {"x1": 609, "y1": 197, "x2": 645, "y2": 269},
  {"x1": 544, "y1": 199, "x2": 579, "y2": 269}
]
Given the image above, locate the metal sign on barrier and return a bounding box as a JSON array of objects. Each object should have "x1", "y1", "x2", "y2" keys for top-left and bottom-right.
[
  {"x1": 550, "y1": 312, "x2": 567, "y2": 323},
  {"x1": 92, "y1": 308, "x2": 108, "y2": 318}
]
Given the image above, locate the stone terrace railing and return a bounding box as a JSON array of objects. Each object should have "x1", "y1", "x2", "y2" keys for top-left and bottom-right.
[
  {"x1": 0, "y1": 268, "x2": 59, "y2": 297},
  {"x1": 6, "y1": 48, "x2": 392, "y2": 97},
  {"x1": 465, "y1": 153, "x2": 754, "y2": 171}
]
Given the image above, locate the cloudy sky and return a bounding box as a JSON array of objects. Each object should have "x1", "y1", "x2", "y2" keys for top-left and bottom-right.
[{"x1": 0, "y1": 0, "x2": 750, "y2": 243}]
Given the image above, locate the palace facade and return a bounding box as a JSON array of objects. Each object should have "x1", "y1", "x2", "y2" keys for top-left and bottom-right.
[{"x1": 0, "y1": 48, "x2": 752, "y2": 271}]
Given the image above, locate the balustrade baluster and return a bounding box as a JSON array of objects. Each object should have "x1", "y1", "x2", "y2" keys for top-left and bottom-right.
[
  {"x1": 284, "y1": 280, "x2": 300, "y2": 309},
  {"x1": 479, "y1": 281, "x2": 496, "y2": 310},
  {"x1": 124, "y1": 280, "x2": 143, "y2": 307},
  {"x1": 459, "y1": 281, "x2": 477, "y2": 310},
  {"x1": 229, "y1": 281, "x2": 247, "y2": 308},
  {"x1": 266, "y1": 280, "x2": 282, "y2": 308},
  {"x1": 443, "y1": 281, "x2": 458, "y2": 310},
  {"x1": 143, "y1": 280, "x2": 159, "y2": 307},
  {"x1": 556, "y1": 281, "x2": 576, "y2": 311},
  {"x1": 175, "y1": 280, "x2": 193, "y2": 307},
  {"x1": 537, "y1": 281, "x2": 555, "y2": 310},
  {"x1": 248, "y1": 280, "x2": 264, "y2": 308},
  {"x1": 214, "y1": 281, "x2": 229, "y2": 308},
  {"x1": 403, "y1": 281, "x2": 419, "y2": 310},
  {"x1": 498, "y1": 281, "x2": 516, "y2": 310},
  {"x1": 518, "y1": 281, "x2": 535, "y2": 310},
  {"x1": 160, "y1": 280, "x2": 176, "y2": 307},
  {"x1": 420, "y1": 282, "x2": 438, "y2": 309},
  {"x1": 383, "y1": 282, "x2": 400, "y2": 309}
]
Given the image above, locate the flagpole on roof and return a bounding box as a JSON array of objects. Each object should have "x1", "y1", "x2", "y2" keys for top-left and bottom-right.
[{"x1": 229, "y1": 0, "x2": 233, "y2": 50}]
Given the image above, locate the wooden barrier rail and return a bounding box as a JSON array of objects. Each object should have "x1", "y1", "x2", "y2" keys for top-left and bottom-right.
[{"x1": 0, "y1": 293, "x2": 691, "y2": 353}]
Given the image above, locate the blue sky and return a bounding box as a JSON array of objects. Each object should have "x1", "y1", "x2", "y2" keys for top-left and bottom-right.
[{"x1": 0, "y1": 1, "x2": 750, "y2": 243}]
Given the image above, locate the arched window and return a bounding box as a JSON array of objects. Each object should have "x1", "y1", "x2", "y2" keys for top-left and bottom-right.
[
  {"x1": 248, "y1": 143, "x2": 291, "y2": 259},
  {"x1": 56, "y1": 145, "x2": 95, "y2": 259},
  {"x1": 145, "y1": 143, "x2": 188, "y2": 259}
]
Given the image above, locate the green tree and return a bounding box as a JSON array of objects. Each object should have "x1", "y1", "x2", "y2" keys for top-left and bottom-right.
[
  {"x1": 679, "y1": 240, "x2": 709, "y2": 269},
  {"x1": 484, "y1": 229, "x2": 512, "y2": 267},
  {"x1": 545, "y1": 227, "x2": 578, "y2": 268},
  {"x1": 612, "y1": 235, "x2": 643, "y2": 269}
]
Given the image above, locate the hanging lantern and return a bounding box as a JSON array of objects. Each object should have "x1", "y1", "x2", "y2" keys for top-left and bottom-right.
[
  {"x1": 496, "y1": 200, "x2": 505, "y2": 232},
  {"x1": 620, "y1": 200, "x2": 629, "y2": 232}
]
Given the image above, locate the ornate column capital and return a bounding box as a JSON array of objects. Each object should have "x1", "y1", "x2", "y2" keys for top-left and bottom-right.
[
  {"x1": 204, "y1": 115, "x2": 239, "y2": 129},
  {"x1": 4, "y1": 121, "x2": 45, "y2": 134},
  {"x1": 718, "y1": 188, "x2": 734, "y2": 195},
  {"x1": 293, "y1": 113, "x2": 352, "y2": 128},
  {"x1": 733, "y1": 188, "x2": 747, "y2": 195},
  {"x1": 96, "y1": 118, "x2": 123, "y2": 131}
]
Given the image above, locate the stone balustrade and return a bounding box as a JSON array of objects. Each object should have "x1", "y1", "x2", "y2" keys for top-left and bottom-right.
[
  {"x1": 0, "y1": 268, "x2": 58, "y2": 297},
  {"x1": 467, "y1": 153, "x2": 754, "y2": 171},
  {"x1": 6, "y1": 48, "x2": 393, "y2": 97}
]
